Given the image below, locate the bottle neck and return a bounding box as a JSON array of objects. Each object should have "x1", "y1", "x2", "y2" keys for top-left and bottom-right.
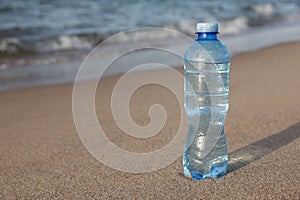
[{"x1": 197, "y1": 32, "x2": 218, "y2": 40}]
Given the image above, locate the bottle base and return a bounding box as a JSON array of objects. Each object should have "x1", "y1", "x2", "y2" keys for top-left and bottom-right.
[{"x1": 183, "y1": 161, "x2": 228, "y2": 180}]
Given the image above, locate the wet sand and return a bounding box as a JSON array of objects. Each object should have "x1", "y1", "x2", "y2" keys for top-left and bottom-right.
[{"x1": 0, "y1": 42, "x2": 299, "y2": 199}]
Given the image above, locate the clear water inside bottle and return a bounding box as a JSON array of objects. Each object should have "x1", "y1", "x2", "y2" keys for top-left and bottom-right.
[{"x1": 183, "y1": 38, "x2": 230, "y2": 180}]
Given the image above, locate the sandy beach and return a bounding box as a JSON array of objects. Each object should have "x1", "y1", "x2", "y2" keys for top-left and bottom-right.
[{"x1": 0, "y1": 42, "x2": 300, "y2": 199}]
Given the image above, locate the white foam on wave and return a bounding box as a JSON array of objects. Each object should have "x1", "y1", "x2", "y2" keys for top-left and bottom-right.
[
  {"x1": 249, "y1": 3, "x2": 275, "y2": 17},
  {"x1": 222, "y1": 13, "x2": 300, "y2": 56},
  {"x1": 52, "y1": 35, "x2": 93, "y2": 51},
  {"x1": 0, "y1": 35, "x2": 95, "y2": 54},
  {"x1": 0, "y1": 38, "x2": 22, "y2": 53},
  {"x1": 106, "y1": 28, "x2": 183, "y2": 44},
  {"x1": 219, "y1": 16, "x2": 249, "y2": 35},
  {"x1": 166, "y1": 17, "x2": 249, "y2": 36}
]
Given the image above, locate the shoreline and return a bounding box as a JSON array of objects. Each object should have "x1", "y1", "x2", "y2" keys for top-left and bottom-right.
[{"x1": 1, "y1": 40, "x2": 300, "y2": 92}]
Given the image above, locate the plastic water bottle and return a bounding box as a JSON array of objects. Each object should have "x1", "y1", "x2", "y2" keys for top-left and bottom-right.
[{"x1": 183, "y1": 23, "x2": 230, "y2": 180}]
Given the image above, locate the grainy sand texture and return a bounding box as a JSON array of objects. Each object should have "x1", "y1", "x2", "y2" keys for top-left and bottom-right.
[{"x1": 0, "y1": 42, "x2": 300, "y2": 199}]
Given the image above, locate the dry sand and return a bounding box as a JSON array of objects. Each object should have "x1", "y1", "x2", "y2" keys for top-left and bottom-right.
[{"x1": 0, "y1": 42, "x2": 300, "y2": 199}]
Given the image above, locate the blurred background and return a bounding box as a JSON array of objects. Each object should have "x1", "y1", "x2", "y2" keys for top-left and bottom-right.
[{"x1": 1, "y1": 0, "x2": 300, "y2": 91}]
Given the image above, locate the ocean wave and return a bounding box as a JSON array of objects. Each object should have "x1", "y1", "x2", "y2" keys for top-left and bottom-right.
[
  {"x1": 166, "y1": 17, "x2": 249, "y2": 36},
  {"x1": 0, "y1": 38, "x2": 23, "y2": 54},
  {"x1": 0, "y1": 6, "x2": 299, "y2": 58},
  {"x1": 219, "y1": 16, "x2": 249, "y2": 35},
  {"x1": 39, "y1": 35, "x2": 94, "y2": 52},
  {"x1": 0, "y1": 34, "x2": 98, "y2": 56},
  {"x1": 244, "y1": 3, "x2": 285, "y2": 26},
  {"x1": 248, "y1": 3, "x2": 276, "y2": 17}
]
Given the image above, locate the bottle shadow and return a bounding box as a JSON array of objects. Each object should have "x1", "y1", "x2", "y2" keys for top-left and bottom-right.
[{"x1": 228, "y1": 122, "x2": 300, "y2": 173}]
